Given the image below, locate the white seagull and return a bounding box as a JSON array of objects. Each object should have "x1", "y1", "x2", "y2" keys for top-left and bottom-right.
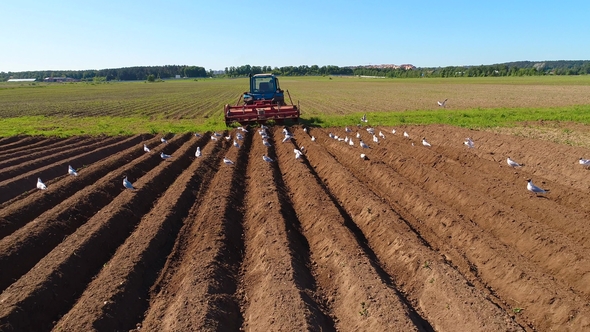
[
  {"x1": 195, "y1": 146, "x2": 201, "y2": 157},
  {"x1": 349, "y1": 138, "x2": 354, "y2": 146},
  {"x1": 123, "y1": 176, "x2": 136, "y2": 190},
  {"x1": 422, "y1": 137, "x2": 431, "y2": 147},
  {"x1": 237, "y1": 126, "x2": 248, "y2": 132},
  {"x1": 345, "y1": 127, "x2": 352, "y2": 133},
  {"x1": 211, "y1": 135, "x2": 218, "y2": 141},
  {"x1": 160, "y1": 137, "x2": 168, "y2": 144},
  {"x1": 361, "y1": 113, "x2": 368, "y2": 123},
  {"x1": 194, "y1": 133, "x2": 201, "y2": 137},
  {"x1": 37, "y1": 177, "x2": 47, "y2": 190},
  {"x1": 223, "y1": 157, "x2": 234, "y2": 165},
  {"x1": 437, "y1": 98, "x2": 448, "y2": 107},
  {"x1": 263, "y1": 139, "x2": 271, "y2": 147},
  {"x1": 68, "y1": 165, "x2": 78, "y2": 176},
  {"x1": 360, "y1": 140, "x2": 370, "y2": 149},
  {"x1": 356, "y1": 132, "x2": 361, "y2": 138},
  {"x1": 236, "y1": 133, "x2": 244, "y2": 140},
  {"x1": 233, "y1": 140, "x2": 240, "y2": 149},
  {"x1": 464, "y1": 137, "x2": 475, "y2": 149},
  {"x1": 379, "y1": 131, "x2": 385, "y2": 139},
  {"x1": 282, "y1": 134, "x2": 293, "y2": 143},
  {"x1": 311, "y1": 136, "x2": 316, "y2": 142},
  {"x1": 360, "y1": 153, "x2": 367, "y2": 160},
  {"x1": 579, "y1": 158, "x2": 590, "y2": 166},
  {"x1": 294, "y1": 149, "x2": 303, "y2": 159},
  {"x1": 527, "y1": 179, "x2": 549, "y2": 195},
  {"x1": 303, "y1": 127, "x2": 308, "y2": 133},
  {"x1": 263, "y1": 155, "x2": 274, "y2": 162},
  {"x1": 225, "y1": 135, "x2": 231, "y2": 141},
  {"x1": 372, "y1": 135, "x2": 379, "y2": 143},
  {"x1": 392, "y1": 129, "x2": 396, "y2": 134},
  {"x1": 161, "y1": 152, "x2": 172, "y2": 160},
  {"x1": 403, "y1": 131, "x2": 410, "y2": 139},
  {"x1": 143, "y1": 144, "x2": 150, "y2": 153},
  {"x1": 507, "y1": 157, "x2": 523, "y2": 168}
]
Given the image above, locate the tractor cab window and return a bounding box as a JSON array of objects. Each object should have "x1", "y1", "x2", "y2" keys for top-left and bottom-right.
[{"x1": 254, "y1": 77, "x2": 275, "y2": 93}]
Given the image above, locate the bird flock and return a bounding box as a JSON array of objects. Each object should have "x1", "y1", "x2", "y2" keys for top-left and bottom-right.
[{"x1": 31, "y1": 116, "x2": 588, "y2": 199}]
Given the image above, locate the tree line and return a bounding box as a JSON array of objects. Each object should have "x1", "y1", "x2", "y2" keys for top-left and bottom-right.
[
  {"x1": 2, "y1": 61, "x2": 590, "y2": 82},
  {"x1": 0, "y1": 65, "x2": 209, "y2": 82}
]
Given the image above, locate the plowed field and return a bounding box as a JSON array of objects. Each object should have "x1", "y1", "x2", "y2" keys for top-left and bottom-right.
[{"x1": 1, "y1": 124, "x2": 590, "y2": 331}]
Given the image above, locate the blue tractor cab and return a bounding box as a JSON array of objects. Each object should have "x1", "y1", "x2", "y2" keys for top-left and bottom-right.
[{"x1": 243, "y1": 74, "x2": 286, "y2": 106}]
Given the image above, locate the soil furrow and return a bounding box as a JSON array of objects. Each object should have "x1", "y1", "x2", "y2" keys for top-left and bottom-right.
[
  {"x1": 0, "y1": 136, "x2": 98, "y2": 171},
  {"x1": 0, "y1": 136, "x2": 120, "y2": 183},
  {"x1": 0, "y1": 136, "x2": 72, "y2": 159},
  {"x1": 140, "y1": 130, "x2": 249, "y2": 331},
  {"x1": 273, "y1": 127, "x2": 423, "y2": 331},
  {"x1": 0, "y1": 136, "x2": 45, "y2": 151},
  {"x1": 354, "y1": 129, "x2": 590, "y2": 299},
  {"x1": 53, "y1": 137, "x2": 224, "y2": 332},
  {"x1": 0, "y1": 135, "x2": 141, "y2": 204},
  {"x1": 0, "y1": 134, "x2": 156, "y2": 240},
  {"x1": 0, "y1": 134, "x2": 190, "y2": 292},
  {"x1": 313, "y1": 127, "x2": 590, "y2": 331},
  {"x1": 295, "y1": 127, "x2": 523, "y2": 331},
  {"x1": 237, "y1": 129, "x2": 333, "y2": 331},
  {"x1": 0, "y1": 133, "x2": 201, "y2": 332}
]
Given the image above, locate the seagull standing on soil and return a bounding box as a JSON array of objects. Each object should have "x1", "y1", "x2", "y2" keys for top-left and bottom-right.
[
  {"x1": 379, "y1": 131, "x2": 385, "y2": 139},
  {"x1": 143, "y1": 144, "x2": 150, "y2": 153},
  {"x1": 527, "y1": 179, "x2": 549, "y2": 195},
  {"x1": 263, "y1": 139, "x2": 271, "y2": 147},
  {"x1": 372, "y1": 135, "x2": 379, "y2": 144},
  {"x1": 37, "y1": 177, "x2": 47, "y2": 190},
  {"x1": 236, "y1": 133, "x2": 244, "y2": 140},
  {"x1": 123, "y1": 176, "x2": 136, "y2": 190},
  {"x1": 360, "y1": 140, "x2": 370, "y2": 149},
  {"x1": 223, "y1": 157, "x2": 234, "y2": 165},
  {"x1": 345, "y1": 127, "x2": 352, "y2": 133},
  {"x1": 311, "y1": 136, "x2": 316, "y2": 142},
  {"x1": 360, "y1": 153, "x2": 368, "y2": 160},
  {"x1": 464, "y1": 138, "x2": 474, "y2": 149},
  {"x1": 282, "y1": 134, "x2": 293, "y2": 143},
  {"x1": 437, "y1": 99, "x2": 448, "y2": 107},
  {"x1": 392, "y1": 129, "x2": 396, "y2": 134},
  {"x1": 161, "y1": 152, "x2": 172, "y2": 160},
  {"x1": 403, "y1": 131, "x2": 410, "y2": 139},
  {"x1": 294, "y1": 149, "x2": 303, "y2": 159},
  {"x1": 68, "y1": 165, "x2": 78, "y2": 176},
  {"x1": 233, "y1": 140, "x2": 240, "y2": 149},
  {"x1": 194, "y1": 133, "x2": 201, "y2": 137},
  {"x1": 160, "y1": 137, "x2": 168, "y2": 144},
  {"x1": 211, "y1": 135, "x2": 218, "y2": 141},
  {"x1": 349, "y1": 138, "x2": 354, "y2": 146},
  {"x1": 225, "y1": 135, "x2": 231, "y2": 141},
  {"x1": 422, "y1": 137, "x2": 432, "y2": 147},
  {"x1": 579, "y1": 158, "x2": 590, "y2": 166},
  {"x1": 263, "y1": 155, "x2": 274, "y2": 162},
  {"x1": 507, "y1": 157, "x2": 523, "y2": 168},
  {"x1": 195, "y1": 146, "x2": 201, "y2": 157},
  {"x1": 356, "y1": 132, "x2": 361, "y2": 138}
]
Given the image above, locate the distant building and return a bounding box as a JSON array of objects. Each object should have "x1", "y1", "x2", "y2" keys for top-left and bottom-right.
[
  {"x1": 7, "y1": 78, "x2": 36, "y2": 82},
  {"x1": 43, "y1": 77, "x2": 80, "y2": 82}
]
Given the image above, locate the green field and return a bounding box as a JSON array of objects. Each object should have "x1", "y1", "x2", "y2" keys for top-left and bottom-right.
[{"x1": 1, "y1": 76, "x2": 590, "y2": 136}]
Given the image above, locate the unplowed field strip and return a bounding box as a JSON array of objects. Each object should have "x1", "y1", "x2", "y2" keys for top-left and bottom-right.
[{"x1": 0, "y1": 125, "x2": 589, "y2": 331}]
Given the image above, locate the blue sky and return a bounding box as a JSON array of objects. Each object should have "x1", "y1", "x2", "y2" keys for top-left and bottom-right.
[{"x1": 2, "y1": 0, "x2": 589, "y2": 72}]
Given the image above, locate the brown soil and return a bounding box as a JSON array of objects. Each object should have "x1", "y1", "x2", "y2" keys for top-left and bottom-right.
[{"x1": 1, "y1": 124, "x2": 590, "y2": 331}]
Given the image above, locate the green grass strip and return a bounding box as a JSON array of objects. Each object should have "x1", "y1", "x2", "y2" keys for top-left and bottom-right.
[{"x1": 1, "y1": 105, "x2": 590, "y2": 137}]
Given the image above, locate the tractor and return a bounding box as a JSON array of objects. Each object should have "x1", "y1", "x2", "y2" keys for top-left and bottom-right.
[{"x1": 224, "y1": 73, "x2": 300, "y2": 126}]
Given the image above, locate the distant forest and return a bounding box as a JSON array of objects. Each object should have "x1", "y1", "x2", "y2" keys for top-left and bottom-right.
[{"x1": 2, "y1": 61, "x2": 590, "y2": 82}]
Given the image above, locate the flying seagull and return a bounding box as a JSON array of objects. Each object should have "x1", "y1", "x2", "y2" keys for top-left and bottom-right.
[
  {"x1": 123, "y1": 176, "x2": 136, "y2": 190},
  {"x1": 437, "y1": 99, "x2": 448, "y2": 107},
  {"x1": 37, "y1": 177, "x2": 47, "y2": 190},
  {"x1": 68, "y1": 165, "x2": 78, "y2": 176},
  {"x1": 527, "y1": 179, "x2": 549, "y2": 195},
  {"x1": 361, "y1": 113, "x2": 368, "y2": 123},
  {"x1": 507, "y1": 157, "x2": 523, "y2": 168},
  {"x1": 294, "y1": 149, "x2": 303, "y2": 159}
]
